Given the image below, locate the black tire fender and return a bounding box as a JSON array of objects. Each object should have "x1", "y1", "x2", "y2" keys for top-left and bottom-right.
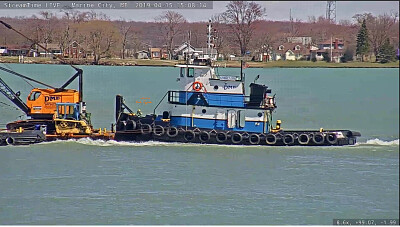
[
  {"x1": 298, "y1": 133, "x2": 310, "y2": 145},
  {"x1": 326, "y1": 132, "x2": 338, "y2": 145},
  {"x1": 283, "y1": 134, "x2": 295, "y2": 145},
  {"x1": 116, "y1": 120, "x2": 127, "y2": 131},
  {"x1": 216, "y1": 132, "x2": 227, "y2": 143},
  {"x1": 249, "y1": 134, "x2": 260, "y2": 145},
  {"x1": 266, "y1": 133, "x2": 277, "y2": 145},
  {"x1": 184, "y1": 130, "x2": 195, "y2": 141},
  {"x1": 199, "y1": 131, "x2": 210, "y2": 142},
  {"x1": 167, "y1": 126, "x2": 179, "y2": 137},
  {"x1": 5, "y1": 136, "x2": 15, "y2": 145},
  {"x1": 140, "y1": 124, "x2": 152, "y2": 134},
  {"x1": 126, "y1": 120, "x2": 136, "y2": 130},
  {"x1": 231, "y1": 132, "x2": 243, "y2": 144},
  {"x1": 312, "y1": 132, "x2": 325, "y2": 145},
  {"x1": 153, "y1": 125, "x2": 165, "y2": 136}
]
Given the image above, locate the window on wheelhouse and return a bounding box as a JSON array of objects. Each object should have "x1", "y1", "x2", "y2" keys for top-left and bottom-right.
[
  {"x1": 180, "y1": 68, "x2": 184, "y2": 77},
  {"x1": 187, "y1": 68, "x2": 194, "y2": 77}
]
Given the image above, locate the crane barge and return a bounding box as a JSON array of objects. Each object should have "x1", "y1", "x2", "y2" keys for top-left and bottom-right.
[{"x1": 0, "y1": 20, "x2": 113, "y2": 146}]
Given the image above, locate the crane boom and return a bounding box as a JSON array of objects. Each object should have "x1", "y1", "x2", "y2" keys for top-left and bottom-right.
[{"x1": 0, "y1": 76, "x2": 30, "y2": 114}]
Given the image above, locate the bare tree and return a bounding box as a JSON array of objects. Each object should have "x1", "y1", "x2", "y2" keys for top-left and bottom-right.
[
  {"x1": 74, "y1": 20, "x2": 121, "y2": 64},
  {"x1": 155, "y1": 11, "x2": 186, "y2": 59},
  {"x1": 116, "y1": 20, "x2": 133, "y2": 59},
  {"x1": 369, "y1": 13, "x2": 398, "y2": 56},
  {"x1": 39, "y1": 11, "x2": 57, "y2": 57},
  {"x1": 220, "y1": 1, "x2": 266, "y2": 56}
]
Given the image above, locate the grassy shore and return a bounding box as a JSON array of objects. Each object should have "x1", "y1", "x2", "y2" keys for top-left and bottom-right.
[{"x1": 0, "y1": 56, "x2": 398, "y2": 68}]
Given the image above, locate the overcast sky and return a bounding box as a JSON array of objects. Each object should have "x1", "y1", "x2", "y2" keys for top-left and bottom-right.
[{"x1": 0, "y1": 1, "x2": 398, "y2": 22}]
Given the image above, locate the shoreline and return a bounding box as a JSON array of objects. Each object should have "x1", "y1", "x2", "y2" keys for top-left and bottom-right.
[{"x1": 0, "y1": 57, "x2": 399, "y2": 68}]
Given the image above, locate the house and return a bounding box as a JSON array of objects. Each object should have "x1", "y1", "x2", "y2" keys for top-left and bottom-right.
[
  {"x1": 0, "y1": 46, "x2": 7, "y2": 56},
  {"x1": 311, "y1": 49, "x2": 344, "y2": 62},
  {"x1": 149, "y1": 47, "x2": 168, "y2": 59},
  {"x1": 311, "y1": 38, "x2": 345, "y2": 62},
  {"x1": 273, "y1": 43, "x2": 309, "y2": 61},
  {"x1": 149, "y1": 48, "x2": 162, "y2": 59},
  {"x1": 37, "y1": 43, "x2": 62, "y2": 57},
  {"x1": 64, "y1": 41, "x2": 87, "y2": 59},
  {"x1": 173, "y1": 42, "x2": 196, "y2": 60},
  {"x1": 287, "y1": 37, "x2": 313, "y2": 45},
  {"x1": 135, "y1": 50, "x2": 149, "y2": 59},
  {"x1": 2, "y1": 44, "x2": 31, "y2": 56}
]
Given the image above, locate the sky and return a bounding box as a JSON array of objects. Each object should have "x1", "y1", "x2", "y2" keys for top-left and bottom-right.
[{"x1": 0, "y1": 1, "x2": 399, "y2": 22}]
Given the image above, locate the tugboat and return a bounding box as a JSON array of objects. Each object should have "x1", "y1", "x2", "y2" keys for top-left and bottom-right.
[
  {"x1": 114, "y1": 22, "x2": 360, "y2": 146},
  {"x1": 114, "y1": 58, "x2": 360, "y2": 146}
]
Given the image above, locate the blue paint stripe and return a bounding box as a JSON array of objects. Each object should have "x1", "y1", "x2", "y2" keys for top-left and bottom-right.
[{"x1": 170, "y1": 116, "x2": 268, "y2": 133}]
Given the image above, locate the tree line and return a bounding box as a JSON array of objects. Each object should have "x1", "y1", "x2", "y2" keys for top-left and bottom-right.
[{"x1": 0, "y1": 1, "x2": 398, "y2": 64}]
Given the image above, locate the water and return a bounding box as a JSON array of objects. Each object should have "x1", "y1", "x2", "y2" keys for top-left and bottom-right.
[{"x1": 0, "y1": 64, "x2": 398, "y2": 224}]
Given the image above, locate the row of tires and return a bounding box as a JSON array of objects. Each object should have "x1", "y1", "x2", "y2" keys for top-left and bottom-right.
[
  {"x1": 117, "y1": 121, "x2": 339, "y2": 145},
  {"x1": 0, "y1": 136, "x2": 15, "y2": 145}
]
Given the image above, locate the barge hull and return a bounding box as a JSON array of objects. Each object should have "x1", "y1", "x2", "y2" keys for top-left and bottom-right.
[{"x1": 115, "y1": 126, "x2": 360, "y2": 146}]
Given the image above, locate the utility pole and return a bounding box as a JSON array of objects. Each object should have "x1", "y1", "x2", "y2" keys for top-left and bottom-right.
[
  {"x1": 289, "y1": 8, "x2": 293, "y2": 34},
  {"x1": 330, "y1": 36, "x2": 333, "y2": 62}
]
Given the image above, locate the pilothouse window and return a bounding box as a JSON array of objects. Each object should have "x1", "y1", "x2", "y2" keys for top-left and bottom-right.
[{"x1": 187, "y1": 68, "x2": 194, "y2": 77}]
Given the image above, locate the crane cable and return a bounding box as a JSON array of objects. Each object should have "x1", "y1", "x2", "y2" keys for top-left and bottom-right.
[{"x1": 0, "y1": 63, "x2": 35, "y2": 88}]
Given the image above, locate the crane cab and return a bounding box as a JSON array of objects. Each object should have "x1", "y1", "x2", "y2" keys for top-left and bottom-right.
[{"x1": 26, "y1": 88, "x2": 79, "y2": 119}]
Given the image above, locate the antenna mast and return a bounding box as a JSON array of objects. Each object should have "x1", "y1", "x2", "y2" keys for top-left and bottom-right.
[{"x1": 326, "y1": 1, "x2": 337, "y2": 24}]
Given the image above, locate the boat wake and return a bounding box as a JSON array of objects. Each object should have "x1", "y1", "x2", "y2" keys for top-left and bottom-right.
[
  {"x1": 355, "y1": 138, "x2": 399, "y2": 146},
  {"x1": 40, "y1": 138, "x2": 177, "y2": 147}
]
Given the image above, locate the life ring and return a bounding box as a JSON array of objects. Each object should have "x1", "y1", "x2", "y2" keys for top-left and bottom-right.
[
  {"x1": 216, "y1": 132, "x2": 227, "y2": 143},
  {"x1": 5, "y1": 136, "x2": 15, "y2": 145},
  {"x1": 326, "y1": 132, "x2": 337, "y2": 145},
  {"x1": 312, "y1": 132, "x2": 325, "y2": 145},
  {"x1": 192, "y1": 81, "x2": 203, "y2": 91},
  {"x1": 140, "y1": 124, "x2": 152, "y2": 134},
  {"x1": 298, "y1": 133, "x2": 310, "y2": 145},
  {"x1": 231, "y1": 132, "x2": 242, "y2": 144},
  {"x1": 167, "y1": 126, "x2": 179, "y2": 137},
  {"x1": 283, "y1": 134, "x2": 295, "y2": 145},
  {"x1": 184, "y1": 130, "x2": 195, "y2": 141},
  {"x1": 199, "y1": 131, "x2": 210, "y2": 142},
  {"x1": 266, "y1": 133, "x2": 277, "y2": 145},
  {"x1": 153, "y1": 125, "x2": 165, "y2": 136},
  {"x1": 249, "y1": 134, "x2": 260, "y2": 145},
  {"x1": 126, "y1": 120, "x2": 136, "y2": 130}
]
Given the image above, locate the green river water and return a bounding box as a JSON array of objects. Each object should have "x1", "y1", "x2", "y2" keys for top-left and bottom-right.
[{"x1": 0, "y1": 64, "x2": 398, "y2": 224}]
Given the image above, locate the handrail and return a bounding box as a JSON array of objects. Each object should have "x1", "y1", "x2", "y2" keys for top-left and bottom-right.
[{"x1": 153, "y1": 91, "x2": 169, "y2": 115}]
